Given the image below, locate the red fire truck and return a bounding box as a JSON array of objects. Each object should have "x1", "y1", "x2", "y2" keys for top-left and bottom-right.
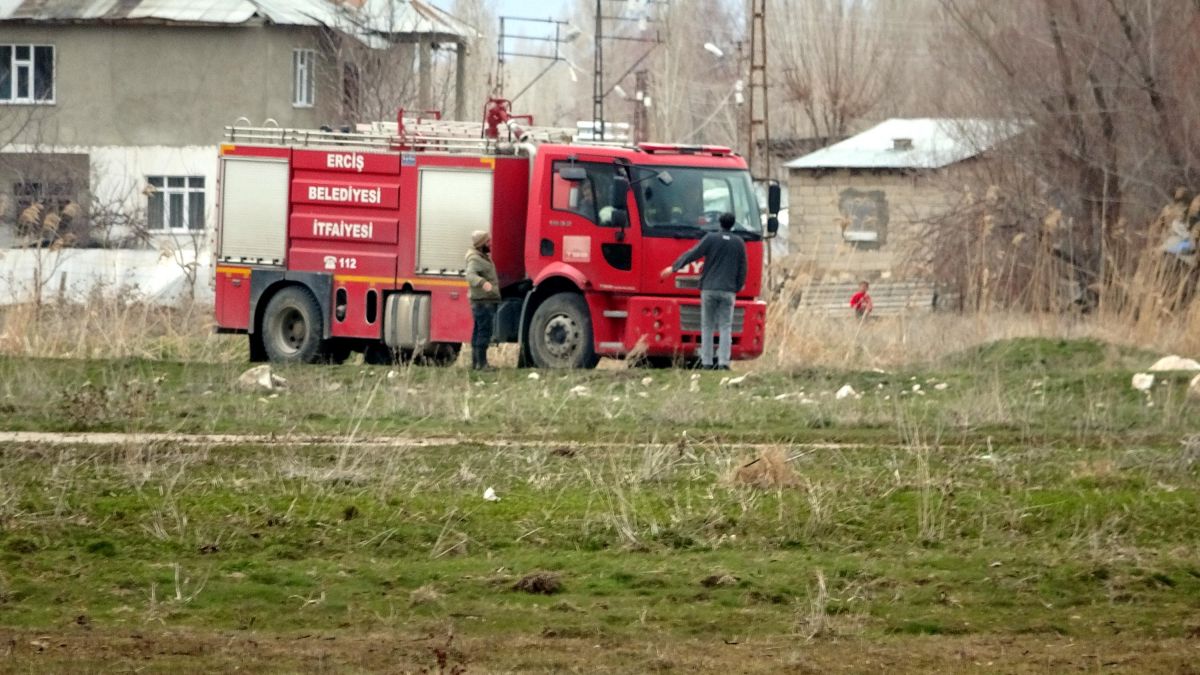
[{"x1": 213, "y1": 100, "x2": 780, "y2": 368}]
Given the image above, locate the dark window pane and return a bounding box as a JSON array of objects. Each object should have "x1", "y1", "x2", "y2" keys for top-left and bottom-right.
[
  {"x1": 15, "y1": 46, "x2": 29, "y2": 60},
  {"x1": 16, "y1": 64, "x2": 29, "y2": 99},
  {"x1": 188, "y1": 192, "x2": 204, "y2": 230},
  {"x1": 147, "y1": 192, "x2": 164, "y2": 229},
  {"x1": 169, "y1": 193, "x2": 184, "y2": 228},
  {"x1": 167, "y1": 177, "x2": 185, "y2": 188},
  {"x1": 0, "y1": 47, "x2": 11, "y2": 100},
  {"x1": 148, "y1": 176, "x2": 164, "y2": 187},
  {"x1": 33, "y1": 46, "x2": 52, "y2": 100},
  {"x1": 188, "y1": 177, "x2": 204, "y2": 189}
]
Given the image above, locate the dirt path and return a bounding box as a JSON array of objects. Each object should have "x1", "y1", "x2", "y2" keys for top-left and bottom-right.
[
  {"x1": 0, "y1": 627, "x2": 1194, "y2": 674},
  {"x1": 0, "y1": 430, "x2": 863, "y2": 452}
]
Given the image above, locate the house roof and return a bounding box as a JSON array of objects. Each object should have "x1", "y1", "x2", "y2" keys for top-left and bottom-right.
[
  {"x1": 0, "y1": 0, "x2": 475, "y2": 43},
  {"x1": 784, "y1": 118, "x2": 1025, "y2": 170}
]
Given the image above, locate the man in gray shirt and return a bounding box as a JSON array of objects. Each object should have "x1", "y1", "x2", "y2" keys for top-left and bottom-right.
[{"x1": 659, "y1": 213, "x2": 748, "y2": 370}]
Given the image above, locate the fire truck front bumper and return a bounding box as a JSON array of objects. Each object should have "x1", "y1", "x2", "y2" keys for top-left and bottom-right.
[{"x1": 621, "y1": 296, "x2": 767, "y2": 361}]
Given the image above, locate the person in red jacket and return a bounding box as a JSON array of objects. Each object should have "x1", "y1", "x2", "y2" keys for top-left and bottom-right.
[{"x1": 850, "y1": 280, "x2": 873, "y2": 318}]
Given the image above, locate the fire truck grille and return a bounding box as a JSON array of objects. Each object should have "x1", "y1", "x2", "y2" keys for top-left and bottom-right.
[{"x1": 679, "y1": 305, "x2": 745, "y2": 333}]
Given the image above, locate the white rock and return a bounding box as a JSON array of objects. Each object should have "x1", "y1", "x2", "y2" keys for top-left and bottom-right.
[
  {"x1": 482, "y1": 487, "x2": 500, "y2": 502},
  {"x1": 640, "y1": 376, "x2": 653, "y2": 387},
  {"x1": 723, "y1": 374, "x2": 748, "y2": 387},
  {"x1": 568, "y1": 385, "x2": 590, "y2": 397},
  {"x1": 689, "y1": 380, "x2": 701, "y2": 392},
  {"x1": 690, "y1": 373, "x2": 701, "y2": 381},
  {"x1": 527, "y1": 372, "x2": 541, "y2": 380},
  {"x1": 911, "y1": 384, "x2": 922, "y2": 392},
  {"x1": 1131, "y1": 373, "x2": 1156, "y2": 392},
  {"x1": 386, "y1": 370, "x2": 399, "y2": 380},
  {"x1": 1189, "y1": 373, "x2": 1200, "y2": 400},
  {"x1": 1148, "y1": 355, "x2": 1200, "y2": 372},
  {"x1": 238, "y1": 365, "x2": 286, "y2": 392},
  {"x1": 934, "y1": 382, "x2": 949, "y2": 391},
  {"x1": 835, "y1": 384, "x2": 856, "y2": 400}
]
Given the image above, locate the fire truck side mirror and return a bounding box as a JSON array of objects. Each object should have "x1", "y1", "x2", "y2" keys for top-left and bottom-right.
[
  {"x1": 611, "y1": 176, "x2": 630, "y2": 206},
  {"x1": 768, "y1": 183, "x2": 782, "y2": 215},
  {"x1": 766, "y1": 216, "x2": 780, "y2": 238},
  {"x1": 559, "y1": 166, "x2": 587, "y2": 182}
]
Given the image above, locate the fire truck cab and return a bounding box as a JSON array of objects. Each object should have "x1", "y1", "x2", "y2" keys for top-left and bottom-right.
[{"x1": 214, "y1": 108, "x2": 780, "y2": 368}]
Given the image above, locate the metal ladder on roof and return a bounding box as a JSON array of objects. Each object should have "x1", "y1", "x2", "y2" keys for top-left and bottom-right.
[{"x1": 225, "y1": 115, "x2": 610, "y2": 154}]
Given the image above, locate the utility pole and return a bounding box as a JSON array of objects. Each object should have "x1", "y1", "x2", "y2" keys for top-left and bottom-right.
[
  {"x1": 747, "y1": 0, "x2": 770, "y2": 180},
  {"x1": 593, "y1": 0, "x2": 604, "y2": 141},
  {"x1": 633, "y1": 69, "x2": 650, "y2": 143},
  {"x1": 590, "y1": 0, "x2": 666, "y2": 142}
]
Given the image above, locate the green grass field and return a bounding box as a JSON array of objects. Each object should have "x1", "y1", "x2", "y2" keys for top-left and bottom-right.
[{"x1": 1, "y1": 338, "x2": 1198, "y2": 673}]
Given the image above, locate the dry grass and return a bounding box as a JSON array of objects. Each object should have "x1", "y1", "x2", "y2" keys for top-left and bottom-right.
[
  {"x1": 730, "y1": 447, "x2": 799, "y2": 488},
  {"x1": 0, "y1": 301, "x2": 237, "y2": 362},
  {"x1": 0, "y1": 279, "x2": 1196, "y2": 370}
]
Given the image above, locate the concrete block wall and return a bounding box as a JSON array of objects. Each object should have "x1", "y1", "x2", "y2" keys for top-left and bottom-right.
[{"x1": 786, "y1": 167, "x2": 961, "y2": 281}]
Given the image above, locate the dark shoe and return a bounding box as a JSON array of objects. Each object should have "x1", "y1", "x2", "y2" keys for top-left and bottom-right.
[
  {"x1": 715, "y1": 365, "x2": 732, "y2": 371},
  {"x1": 700, "y1": 363, "x2": 715, "y2": 370},
  {"x1": 472, "y1": 364, "x2": 496, "y2": 372}
]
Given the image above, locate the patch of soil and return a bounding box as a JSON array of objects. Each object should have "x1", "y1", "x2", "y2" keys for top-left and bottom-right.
[
  {"x1": 513, "y1": 572, "x2": 563, "y2": 595},
  {"x1": 700, "y1": 573, "x2": 739, "y2": 588}
]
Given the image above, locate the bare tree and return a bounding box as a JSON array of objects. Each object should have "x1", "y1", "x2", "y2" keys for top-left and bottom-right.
[
  {"x1": 916, "y1": 0, "x2": 1200, "y2": 309},
  {"x1": 770, "y1": 0, "x2": 912, "y2": 141}
]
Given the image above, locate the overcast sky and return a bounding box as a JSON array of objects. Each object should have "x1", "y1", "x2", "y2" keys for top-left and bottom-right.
[{"x1": 428, "y1": 0, "x2": 576, "y2": 23}]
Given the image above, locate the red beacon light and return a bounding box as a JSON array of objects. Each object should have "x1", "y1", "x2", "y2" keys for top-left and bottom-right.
[{"x1": 637, "y1": 143, "x2": 733, "y2": 157}]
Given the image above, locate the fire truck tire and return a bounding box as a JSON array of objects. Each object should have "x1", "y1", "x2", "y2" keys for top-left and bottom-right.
[
  {"x1": 261, "y1": 286, "x2": 327, "y2": 364},
  {"x1": 528, "y1": 293, "x2": 599, "y2": 369},
  {"x1": 248, "y1": 333, "x2": 268, "y2": 362}
]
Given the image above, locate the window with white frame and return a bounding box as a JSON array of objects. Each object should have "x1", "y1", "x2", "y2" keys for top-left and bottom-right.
[
  {"x1": 293, "y1": 49, "x2": 315, "y2": 107},
  {"x1": 146, "y1": 176, "x2": 205, "y2": 231},
  {"x1": 0, "y1": 45, "x2": 55, "y2": 104}
]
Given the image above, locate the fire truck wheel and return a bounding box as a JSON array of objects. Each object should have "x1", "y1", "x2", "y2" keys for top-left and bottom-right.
[
  {"x1": 528, "y1": 294, "x2": 599, "y2": 369},
  {"x1": 261, "y1": 286, "x2": 327, "y2": 364}
]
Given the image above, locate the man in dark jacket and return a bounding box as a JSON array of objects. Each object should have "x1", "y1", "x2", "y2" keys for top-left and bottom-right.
[
  {"x1": 659, "y1": 212, "x2": 747, "y2": 370},
  {"x1": 465, "y1": 230, "x2": 501, "y2": 370}
]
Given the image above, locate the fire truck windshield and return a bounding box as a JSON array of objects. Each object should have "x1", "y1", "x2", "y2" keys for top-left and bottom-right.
[{"x1": 635, "y1": 167, "x2": 762, "y2": 238}]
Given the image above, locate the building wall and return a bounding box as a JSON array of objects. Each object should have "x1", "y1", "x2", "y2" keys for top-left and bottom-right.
[
  {"x1": 2, "y1": 145, "x2": 220, "y2": 247},
  {"x1": 786, "y1": 167, "x2": 963, "y2": 281},
  {"x1": 0, "y1": 22, "x2": 338, "y2": 147}
]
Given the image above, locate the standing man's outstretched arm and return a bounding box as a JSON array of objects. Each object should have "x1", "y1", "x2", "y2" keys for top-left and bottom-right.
[{"x1": 660, "y1": 237, "x2": 710, "y2": 278}]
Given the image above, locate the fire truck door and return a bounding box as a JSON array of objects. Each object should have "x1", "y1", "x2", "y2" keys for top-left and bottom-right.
[{"x1": 547, "y1": 160, "x2": 640, "y2": 292}]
